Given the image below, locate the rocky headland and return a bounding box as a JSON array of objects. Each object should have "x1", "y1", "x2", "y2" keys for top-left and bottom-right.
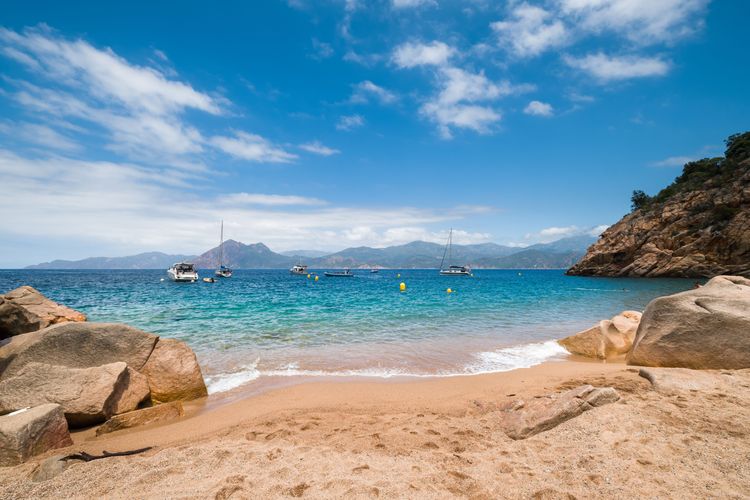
[{"x1": 568, "y1": 131, "x2": 750, "y2": 278}]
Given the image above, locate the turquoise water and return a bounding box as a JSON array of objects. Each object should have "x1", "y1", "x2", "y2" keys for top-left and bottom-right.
[{"x1": 0, "y1": 269, "x2": 696, "y2": 394}]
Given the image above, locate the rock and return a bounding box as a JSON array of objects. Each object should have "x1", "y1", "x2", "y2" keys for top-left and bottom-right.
[
  {"x1": 96, "y1": 401, "x2": 184, "y2": 436},
  {"x1": 499, "y1": 385, "x2": 620, "y2": 440},
  {"x1": 141, "y1": 339, "x2": 207, "y2": 404},
  {"x1": 628, "y1": 275, "x2": 750, "y2": 369},
  {"x1": 0, "y1": 404, "x2": 72, "y2": 466},
  {"x1": 567, "y1": 132, "x2": 750, "y2": 278},
  {"x1": 111, "y1": 368, "x2": 151, "y2": 415},
  {"x1": 0, "y1": 286, "x2": 86, "y2": 339},
  {"x1": 0, "y1": 322, "x2": 158, "y2": 379},
  {"x1": 558, "y1": 311, "x2": 641, "y2": 359},
  {"x1": 0, "y1": 362, "x2": 147, "y2": 427},
  {"x1": 638, "y1": 367, "x2": 750, "y2": 395}
]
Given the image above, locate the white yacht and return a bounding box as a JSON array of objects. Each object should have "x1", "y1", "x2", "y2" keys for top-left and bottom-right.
[
  {"x1": 439, "y1": 228, "x2": 471, "y2": 276},
  {"x1": 290, "y1": 263, "x2": 308, "y2": 275},
  {"x1": 168, "y1": 262, "x2": 199, "y2": 282},
  {"x1": 214, "y1": 220, "x2": 233, "y2": 278}
]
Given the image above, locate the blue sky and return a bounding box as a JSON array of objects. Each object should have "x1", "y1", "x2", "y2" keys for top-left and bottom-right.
[{"x1": 0, "y1": 0, "x2": 748, "y2": 266}]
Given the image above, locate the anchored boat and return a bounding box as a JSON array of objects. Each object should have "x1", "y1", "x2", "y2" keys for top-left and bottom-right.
[
  {"x1": 214, "y1": 220, "x2": 233, "y2": 278},
  {"x1": 439, "y1": 228, "x2": 471, "y2": 276},
  {"x1": 168, "y1": 262, "x2": 199, "y2": 282},
  {"x1": 324, "y1": 269, "x2": 354, "y2": 277}
]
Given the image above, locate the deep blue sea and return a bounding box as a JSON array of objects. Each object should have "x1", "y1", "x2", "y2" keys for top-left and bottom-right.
[{"x1": 0, "y1": 269, "x2": 697, "y2": 395}]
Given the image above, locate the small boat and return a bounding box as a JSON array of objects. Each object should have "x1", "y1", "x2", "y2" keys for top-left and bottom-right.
[
  {"x1": 214, "y1": 220, "x2": 233, "y2": 278},
  {"x1": 439, "y1": 228, "x2": 471, "y2": 276},
  {"x1": 203, "y1": 277, "x2": 215, "y2": 283},
  {"x1": 290, "y1": 261, "x2": 308, "y2": 275},
  {"x1": 168, "y1": 262, "x2": 199, "y2": 282},
  {"x1": 324, "y1": 269, "x2": 354, "y2": 277},
  {"x1": 370, "y1": 269, "x2": 379, "y2": 274}
]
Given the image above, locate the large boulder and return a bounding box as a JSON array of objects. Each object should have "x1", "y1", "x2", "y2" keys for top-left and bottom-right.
[
  {"x1": 96, "y1": 401, "x2": 184, "y2": 436},
  {"x1": 0, "y1": 322, "x2": 158, "y2": 379},
  {"x1": 0, "y1": 404, "x2": 73, "y2": 466},
  {"x1": 499, "y1": 385, "x2": 620, "y2": 440},
  {"x1": 558, "y1": 311, "x2": 641, "y2": 359},
  {"x1": 0, "y1": 286, "x2": 86, "y2": 339},
  {"x1": 141, "y1": 338, "x2": 207, "y2": 404},
  {"x1": 628, "y1": 275, "x2": 750, "y2": 369},
  {"x1": 0, "y1": 362, "x2": 148, "y2": 427},
  {"x1": 638, "y1": 367, "x2": 750, "y2": 395}
]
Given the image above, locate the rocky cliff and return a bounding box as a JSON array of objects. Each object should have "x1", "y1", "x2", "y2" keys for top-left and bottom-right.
[{"x1": 568, "y1": 132, "x2": 750, "y2": 278}]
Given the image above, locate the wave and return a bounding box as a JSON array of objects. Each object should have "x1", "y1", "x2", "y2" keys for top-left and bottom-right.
[{"x1": 205, "y1": 340, "x2": 570, "y2": 395}]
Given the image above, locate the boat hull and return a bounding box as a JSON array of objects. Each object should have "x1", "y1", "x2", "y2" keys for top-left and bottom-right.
[
  {"x1": 439, "y1": 270, "x2": 471, "y2": 276},
  {"x1": 324, "y1": 272, "x2": 353, "y2": 277},
  {"x1": 168, "y1": 270, "x2": 198, "y2": 282}
]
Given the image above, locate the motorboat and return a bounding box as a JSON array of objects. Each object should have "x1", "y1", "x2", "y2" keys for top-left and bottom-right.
[
  {"x1": 370, "y1": 269, "x2": 379, "y2": 273},
  {"x1": 290, "y1": 263, "x2": 308, "y2": 275},
  {"x1": 168, "y1": 262, "x2": 198, "y2": 282},
  {"x1": 324, "y1": 269, "x2": 354, "y2": 277},
  {"x1": 439, "y1": 228, "x2": 471, "y2": 276},
  {"x1": 203, "y1": 277, "x2": 215, "y2": 283}
]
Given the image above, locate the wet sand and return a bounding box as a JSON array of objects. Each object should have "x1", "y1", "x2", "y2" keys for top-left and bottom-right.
[{"x1": 2, "y1": 359, "x2": 749, "y2": 498}]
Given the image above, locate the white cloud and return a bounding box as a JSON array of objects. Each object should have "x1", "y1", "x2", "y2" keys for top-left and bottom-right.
[
  {"x1": 0, "y1": 26, "x2": 302, "y2": 168},
  {"x1": 524, "y1": 100, "x2": 554, "y2": 117},
  {"x1": 298, "y1": 141, "x2": 341, "y2": 156},
  {"x1": 651, "y1": 155, "x2": 695, "y2": 167},
  {"x1": 392, "y1": 0, "x2": 436, "y2": 8},
  {"x1": 491, "y1": 3, "x2": 569, "y2": 57},
  {"x1": 349, "y1": 80, "x2": 397, "y2": 105},
  {"x1": 392, "y1": 41, "x2": 455, "y2": 68},
  {"x1": 419, "y1": 67, "x2": 531, "y2": 138},
  {"x1": 524, "y1": 224, "x2": 608, "y2": 243},
  {"x1": 336, "y1": 114, "x2": 365, "y2": 131},
  {"x1": 564, "y1": 52, "x2": 670, "y2": 81},
  {"x1": 0, "y1": 150, "x2": 492, "y2": 261},
  {"x1": 210, "y1": 132, "x2": 297, "y2": 163},
  {"x1": 559, "y1": 0, "x2": 709, "y2": 45},
  {"x1": 1, "y1": 121, "x2": 80, "y2": 152},
  {"x1": 311, "y1": 38, "x2": 333, "y2": 60},
  {"x1": 222, "y1": 193, "x2": 327, "y2": 206}
]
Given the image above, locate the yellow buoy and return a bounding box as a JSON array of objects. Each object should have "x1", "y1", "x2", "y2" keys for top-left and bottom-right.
[
  {"x1": 397, "y1": 273, "x2": 401, "y2": 278},
  {"x1": 307, "y1": 274, "x2": 311, "y2": 278},
  {"x1": 314, "y1": 275, "x2": 319, "y2": 281},
  {"x1": 399, "y1": 282, "x2": 406, "y2": 292},
  {"x1": 447, "y1": 288, "x2": 452, "y2": 293}
]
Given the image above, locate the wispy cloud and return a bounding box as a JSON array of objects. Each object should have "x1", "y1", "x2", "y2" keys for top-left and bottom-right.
[
  {"x1": 564, "y1": 53, "x2": 670, "y2": 82},
  {"x1": 349, "y1": 80, "x2": 397, "y2": 105},
  {"x1": 392, "y1": 41, "x2": 455, "y2": 68},
  {"x1": 222, "y1": 193, "x2": 327, "y2": 206},
  {"x1": 651, "y1": 155, "x2": 696, "y2": 167},
  {"x1": 523, "y1": 100, "x2": 554, "y2": 117},
  {"x1": 336, "y1": 114, "x2": 365, "y2": 131},
  {"x1": 491, "y1": 3, "x2": 569, "y2": 58},
  {"x1": 298, "y1": 141, "x2": 341, "y2": 156},
  {"x1": 210, "y1": 132, "x2": 298, "y2": 163},
  {"x1": 391, "y1": 0, "x2": 436, "y2": 8}
]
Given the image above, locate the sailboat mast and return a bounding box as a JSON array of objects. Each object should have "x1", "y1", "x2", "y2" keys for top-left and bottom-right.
[
  {"x1": 219, "y1": 220, "x2": 224, "y2": 268},
  {"x1": 448, "y1": 228, "x2": 452, "y2": 266},
  {"x1": 440, "y1": 228, "x2": 451, "y2": 270}
]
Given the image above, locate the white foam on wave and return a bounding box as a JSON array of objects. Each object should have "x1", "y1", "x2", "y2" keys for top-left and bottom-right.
[
  {"x1": 205, "y1": 340, "x2": 571, "y2": 394},
  {"x1": 465, "y1": 340, "x2": 569, "y2": 374},
  {"x1": 205, "y1": 360, "x2": 260, "y2": 394}
]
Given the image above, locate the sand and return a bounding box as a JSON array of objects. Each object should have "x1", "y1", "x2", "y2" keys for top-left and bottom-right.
[{"x1": 2, "y1": 360, "x2": 750, "y2": 499}]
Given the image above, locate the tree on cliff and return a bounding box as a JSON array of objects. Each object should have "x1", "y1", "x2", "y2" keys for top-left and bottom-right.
[{"x1": 630, "y1": 190, "x2": 652, "y2": 211}]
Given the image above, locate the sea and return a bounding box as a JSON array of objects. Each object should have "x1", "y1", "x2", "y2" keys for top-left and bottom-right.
[{"x1": 0, "y1": 269, "x2": 697, "y2": 397}]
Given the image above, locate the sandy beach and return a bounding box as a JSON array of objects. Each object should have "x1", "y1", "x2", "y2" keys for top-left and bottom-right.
[{"x1": 2, "y1": 359, "x2": 749, "y2": 499}]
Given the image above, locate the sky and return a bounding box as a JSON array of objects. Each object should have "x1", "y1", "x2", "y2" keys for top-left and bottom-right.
[{"x1": 0, "y1": 0, "x2": 748, "y2": 267}]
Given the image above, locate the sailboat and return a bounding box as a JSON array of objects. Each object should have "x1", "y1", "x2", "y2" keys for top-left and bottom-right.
[
  {"x1": 214, "y1": 220, "x2": 233, "y2": 278},
  {"x1": 290, "y1": 257, "x2": 308, "y2": 275},
  {"x1": 439, "y1": 228, "x2": 471, "y2": 276}
]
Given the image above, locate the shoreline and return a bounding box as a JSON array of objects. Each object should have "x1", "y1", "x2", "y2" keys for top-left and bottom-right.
[{"x1": 4, "y1": 358, "x2": 750, "y2": 498}]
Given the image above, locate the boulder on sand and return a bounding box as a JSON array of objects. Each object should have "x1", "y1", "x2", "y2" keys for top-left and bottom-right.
[
  {"x1": 96, "y1": 401, "x2": 184, "y2": 436},
  {"x1": 558, "y1": 311, "x2": 641, "y2": 359},
  {"x1": 0, "y1": 362, "x2": 148, "y2": 427},
  {"x1": 0, "y1": 404, "x2": 73, "y2": 466},
  {"x1": 0, "y1": 322, "x2": 158, "y2": 379},
  {"x1": 0, "y1": 286, "x2": 85, "y2": 339},
  {"x1": 141, "y1": 338, "x2": 208, "y2": 404},
  {"x1": 628, "y1": 275, "x2": 750, "y2": 369},
  {"x1": 638, "y1": 367, "x2": 750, "y2": 395},
  {"x1": 499, "y1": 385, "x2": 620, "y2": 440}
]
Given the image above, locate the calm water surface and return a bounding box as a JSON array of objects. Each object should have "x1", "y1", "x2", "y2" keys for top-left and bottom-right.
[{"x1": 0, "y1": 269, "x2": 696, "y2": 394}]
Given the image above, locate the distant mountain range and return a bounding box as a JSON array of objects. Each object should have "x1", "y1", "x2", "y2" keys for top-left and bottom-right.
[{"x1": 26, "y1": 235, "x2": 597, "y2": 270}]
